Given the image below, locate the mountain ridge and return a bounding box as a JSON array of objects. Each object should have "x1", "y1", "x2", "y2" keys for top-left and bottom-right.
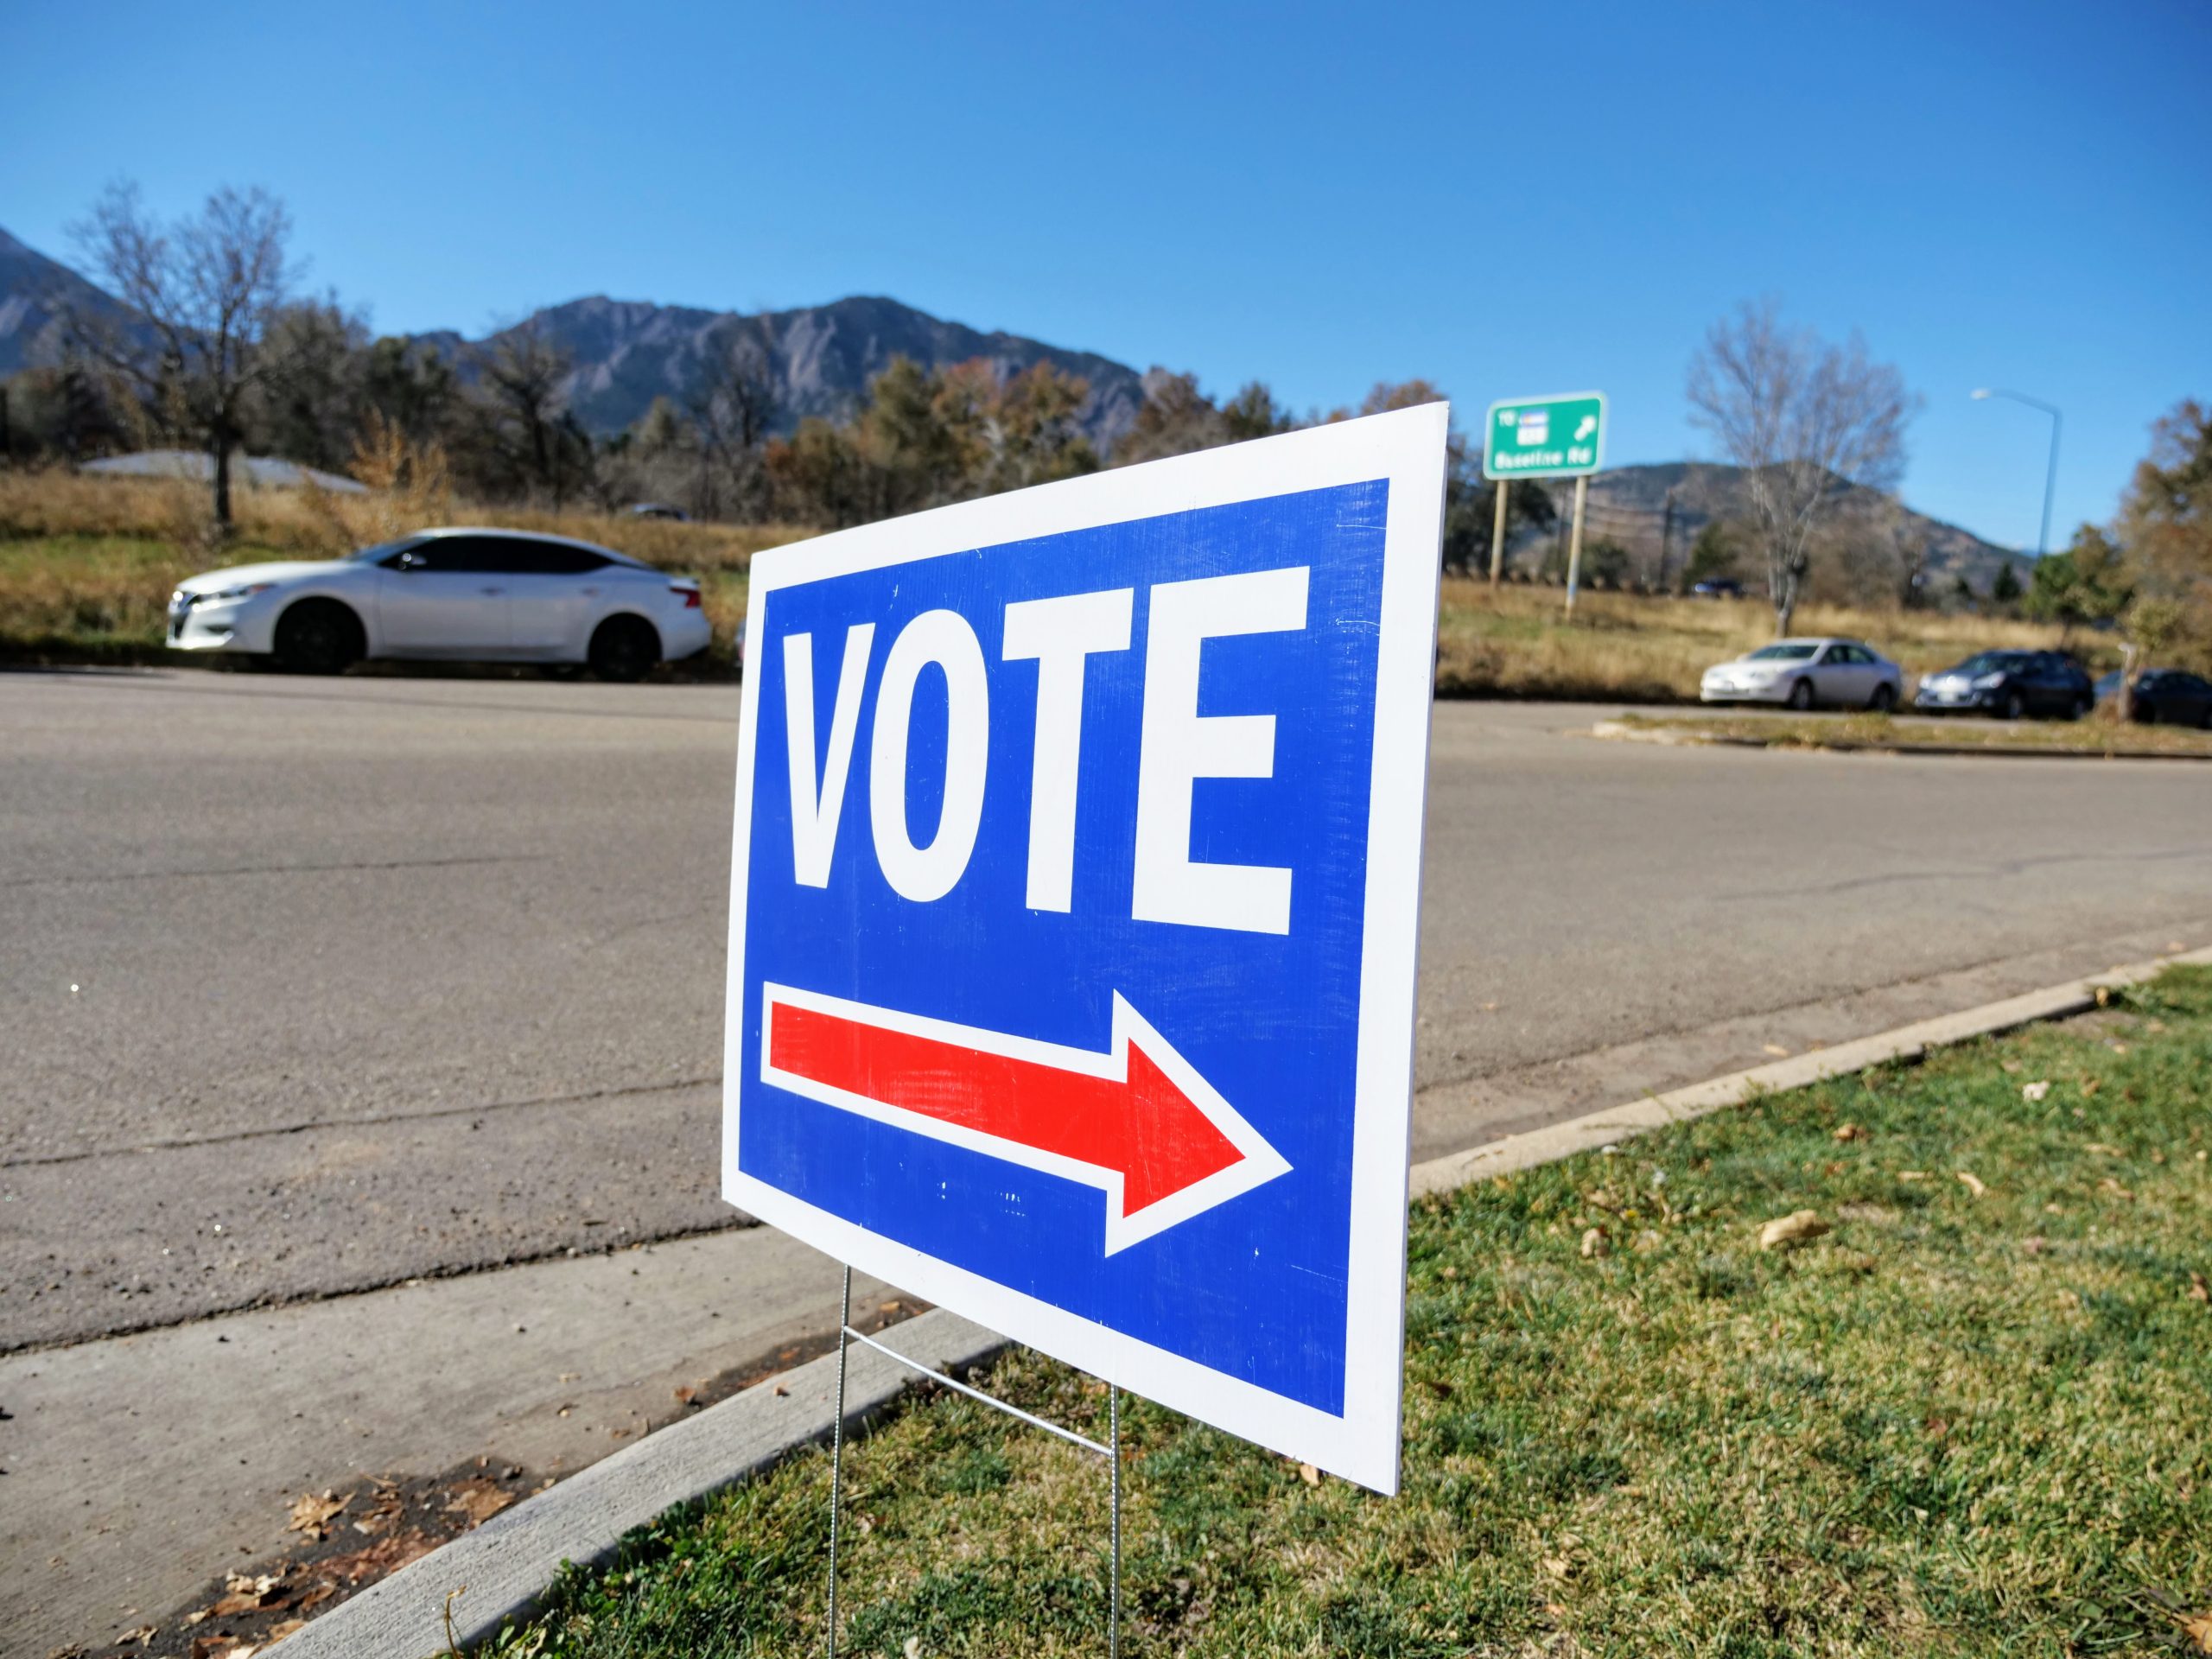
[{"x1": 0, "y1": 224, "x2": 2028, "y2": 588}]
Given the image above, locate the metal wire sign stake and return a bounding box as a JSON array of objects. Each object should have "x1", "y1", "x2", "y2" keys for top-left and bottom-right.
[{"x1": 824, "y1": 1267, "x2": 1122, "y2": 1658}]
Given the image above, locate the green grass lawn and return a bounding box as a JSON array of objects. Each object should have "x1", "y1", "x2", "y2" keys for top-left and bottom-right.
[
  {"x1": 480, "y1": 969, "x2": 2212, "y2": 1658},
  {"x1": 1605, "y1": 711, "x2": 2212, "y2": 759}
]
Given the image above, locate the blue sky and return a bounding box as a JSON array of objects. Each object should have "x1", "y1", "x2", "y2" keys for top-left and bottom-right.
[{"x1": 5, "y1": 0, "x2": 2207, "y2": 550}]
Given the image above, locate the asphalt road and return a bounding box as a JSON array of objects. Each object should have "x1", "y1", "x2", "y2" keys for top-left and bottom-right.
[{"x1": 6, "y1": 668, "x2": 2211, "y2": 1354}]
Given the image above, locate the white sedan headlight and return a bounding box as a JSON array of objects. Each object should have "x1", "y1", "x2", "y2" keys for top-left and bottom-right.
[{"x1": 202, "y1": 582, "x2": 276, "y2": 604}]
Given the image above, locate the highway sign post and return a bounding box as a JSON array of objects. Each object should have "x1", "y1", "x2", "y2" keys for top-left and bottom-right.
[
  {"x1": 723, "y1": 405, "x2": 1447, "y2": 1516},
  {"x1": 1483, "y1": 392, "x2": 1607, "y2": 611}
]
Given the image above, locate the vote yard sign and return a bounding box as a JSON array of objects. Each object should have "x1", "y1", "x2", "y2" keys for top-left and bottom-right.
[
  {"x1": 722, "y1": 404, "x2": 1447, "y2": 1492},
  {"x1": 1483, "y1": 391, "x2": 1606, "y2": 479}
]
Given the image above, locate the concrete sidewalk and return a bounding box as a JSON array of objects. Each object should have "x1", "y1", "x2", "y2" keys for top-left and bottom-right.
[{"x1": 0, "y1": 1226, "x2": 896, "y2": 1656}]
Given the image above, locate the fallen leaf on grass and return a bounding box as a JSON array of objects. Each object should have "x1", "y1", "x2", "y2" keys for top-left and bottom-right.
[
  {"x1": 1837, "y1": 1202, "x2": 1896, "y2": 1224},
  {"x1": 1758, "y1": 1211, "x2": 1829, "y2": 1251},
  {"x1": 443, "y1": 1478, "x2": 516, "y2": 1527},
  {"x1": 2001, "y1": 1058, "x2": 2024, "y2": 1075},
  {"x1": 2022, "y1": 1080, "x2": 2051, "y2": 1102},
  {"x1": 2098, "y1": 1177, "x2": 2136, "y2": 1201},
  {"x1": 285, "y1": 1491, "x2": 346, "y2": 1540},
  {"x1": 1832, "y1": 1122, "x2": 1866, "y2": 1142},
  {"x1": 2084, "y1": 1142, "x2": 2122, "y2": 1155},
  {"x1": 1898, "y1": 1170, "x2": 1931, "y2": 1182},
  {"x1": 1955, "y1": 1171, "x2": 1987, "y2": 1198},
  {"x1": 1298, "y1": 1463, "x2": 1320, "y2": 1486},
  {"x1": 2189, "y1": 1273, "x2": 2209, "y2": 1305},
  {"x1": 1580, "y1": 1227, "x2": 1611, "y2": 1260},
  {"x1": 2180, "y1": 1610, "x2": 2212, "y2": 1654},
  {"x1": 264, "y1": 1621, "x2": 305, "y2": 1644}
]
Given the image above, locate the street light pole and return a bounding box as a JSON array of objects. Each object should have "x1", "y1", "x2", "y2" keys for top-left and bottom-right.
[{"x1": 1971, "y1": 388, "x2": 2063, "y2": 557}]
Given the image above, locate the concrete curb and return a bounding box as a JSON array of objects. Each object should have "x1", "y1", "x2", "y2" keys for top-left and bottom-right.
[
  {"x1": 1410, "y1": 944, "x2": 2212, "y2": 1197},
  {"x1": 290, "y1": 944, "x2": 2210, "y2": 1654},
  {"x1": 278, "y1": 1311, "x2": 1007, "y2": 1656},
  {"x1": 1591, "y1": 717, "x2": 2212, "y2": 763}
]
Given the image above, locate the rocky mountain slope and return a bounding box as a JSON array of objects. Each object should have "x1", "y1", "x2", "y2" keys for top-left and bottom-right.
[
  {"x1": 442, "y1": 291, "x2": 1147, "y2": 448},
  {"x1": 0, "y1": 226, "x2": 140, "y2": 377}
]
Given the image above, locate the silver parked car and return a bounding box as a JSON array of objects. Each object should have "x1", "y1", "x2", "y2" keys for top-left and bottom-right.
[{"x1": 1700, "y1": 638, "x2": 1904, "y2": 711}]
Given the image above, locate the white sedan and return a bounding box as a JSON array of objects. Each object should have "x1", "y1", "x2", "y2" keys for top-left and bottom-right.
[
  {"x1": 1700, "y1": 637, "x2": 1904, "y2": 711},
  {"x1": 167, "y1": 527, "x2": 712, "y2": 680}
]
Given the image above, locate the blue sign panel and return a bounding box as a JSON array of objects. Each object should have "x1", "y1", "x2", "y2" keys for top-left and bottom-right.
[{"x1": 724, "y1": 407, "x2": 1446, "y2": 1491}]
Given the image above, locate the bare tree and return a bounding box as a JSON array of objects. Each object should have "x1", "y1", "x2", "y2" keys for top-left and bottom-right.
[
  {"x1": 1687, "y1": 298, "x2": 1916, "y2": 634},
  {"x1": 475, "y1": 323, "x2": 575, "y2": 504},
  {"x1": 67, "y1": 182, "x2": 295, "y2": 526},
  {"x1": 688, "y1": 324, "x2": 780, "y2": 518}
]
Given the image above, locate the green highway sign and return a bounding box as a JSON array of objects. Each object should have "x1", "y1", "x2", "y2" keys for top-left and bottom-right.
[{"x1": 1482, "y1": 391, "x2": 1606, "y2": 480}]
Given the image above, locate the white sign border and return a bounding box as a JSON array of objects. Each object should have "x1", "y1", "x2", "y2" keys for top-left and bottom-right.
[
  {"x1": 722, "y1": 403, "x2": 1447, "y2": 1494},
  {"x1": 1481, "y1": 389, "x2": 1608, "y2": 480}
]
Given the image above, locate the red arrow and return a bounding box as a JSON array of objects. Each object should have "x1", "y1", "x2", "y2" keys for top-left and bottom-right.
[{"x1": 759, "y1": 983, "x2": 1291, "y2": 1253}]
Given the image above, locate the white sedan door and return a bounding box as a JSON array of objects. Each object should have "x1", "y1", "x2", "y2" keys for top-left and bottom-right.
[
  {"x1": 503, "y1": 540, "x2": 610, "y2": 656},
  {"x1": 376, "y1": 537, "x2": 512, "y2": 655}
]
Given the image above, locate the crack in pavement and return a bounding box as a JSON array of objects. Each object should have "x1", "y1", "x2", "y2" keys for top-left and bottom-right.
[
  {"x1": 1717, "y1": 843, "x2": 2208, "y2": 902},
  {"x1": 0, "y1": 1215, "x2": 761, "y2": 1357},
  {"x1": 1, "y1": 1073, "x2": 720, "y2": 1169},
  {"x1": 10, "y1": 670, "x2": 741, "y2": 723},
  {"x1": 0, "y1": 851, "x2": 552, "y2": 889}
]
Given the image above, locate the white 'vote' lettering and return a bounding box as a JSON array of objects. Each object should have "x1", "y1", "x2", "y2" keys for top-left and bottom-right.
[{"x1": 780, "y1": 568, "x2": 1308, "y2": 933}]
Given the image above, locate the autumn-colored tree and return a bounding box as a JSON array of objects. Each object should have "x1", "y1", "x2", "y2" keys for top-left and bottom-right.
[
  {"x1": 764, "y1": 356, "x2": 1100, "y2": 527},
  {"x1": 2111, "y1": 399, "x2": 2212, "y2": 709},
  {"x1": 2024, "y1": 524, "x2": 2132, "y2": 633},
  {"x1": 1113, "y1": 370, "x2": 1293, "y2": 465}
]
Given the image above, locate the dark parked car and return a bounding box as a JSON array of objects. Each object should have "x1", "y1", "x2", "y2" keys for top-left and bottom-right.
[
  {"x1": 1913, "y1": 650, "x2": 2094, "y2": 720},
  {"x1": 2094, "y1": 668, "x2": 2212, "y2": 728}
]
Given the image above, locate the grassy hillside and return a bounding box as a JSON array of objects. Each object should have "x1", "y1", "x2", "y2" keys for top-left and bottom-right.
[
  {"x1": 0, "y1": 469, "x2": 2088, "y2": 694},
  {"x1": 0, "y1": 469, "x2": 793, "y2": 668},
  {"x1": 1434, "y1": 580, "x2": 2087, "y2": 702}
]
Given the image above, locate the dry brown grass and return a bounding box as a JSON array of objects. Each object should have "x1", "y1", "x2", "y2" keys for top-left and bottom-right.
[
  {"x1": 0, "y1": 466, "x2": 803, "y2": 663},
  {"x1": 0, "y1": 468, "x2": 2107, "y2": 693},
  {"x1": 0, "y1": 466, "x2": 804, "y2": 572},
  {"x1": 1605, "y1": 709, "x2": 2212, "y2": 757},
  {"x1": 1436, "y1": 579, "x2": 2097, "y2": 702}
]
